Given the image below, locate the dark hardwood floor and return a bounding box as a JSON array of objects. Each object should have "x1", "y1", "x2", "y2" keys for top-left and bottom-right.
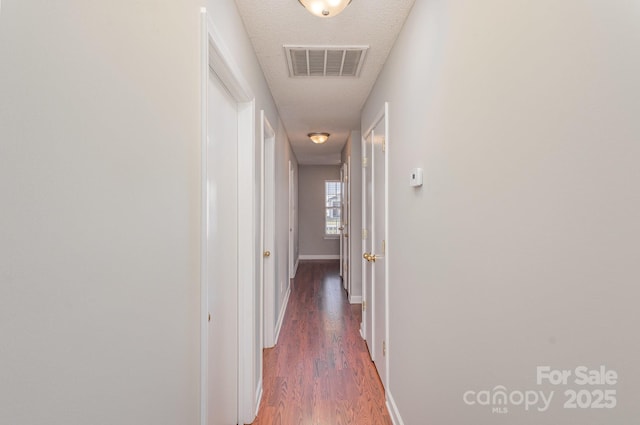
[{"x1": 251, "y1": 260, "x2": 392, "y2": 425}]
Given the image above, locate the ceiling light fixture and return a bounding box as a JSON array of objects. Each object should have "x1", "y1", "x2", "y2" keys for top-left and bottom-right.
[
  {"x1": 308, "y1": 132, "x2": 330, "y2": 144},
  {"x1": 298, "y1": 0, "x2": 352, "y2": 18}
]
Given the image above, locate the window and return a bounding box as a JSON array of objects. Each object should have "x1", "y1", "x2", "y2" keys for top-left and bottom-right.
[{"x1": 325, "y1": 180, "x2": 341, "y2": 236}]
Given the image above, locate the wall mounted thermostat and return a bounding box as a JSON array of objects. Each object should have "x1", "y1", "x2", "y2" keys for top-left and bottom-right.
[{"x1": 410, "y1": 168, "x2": 423, "y2": 187}]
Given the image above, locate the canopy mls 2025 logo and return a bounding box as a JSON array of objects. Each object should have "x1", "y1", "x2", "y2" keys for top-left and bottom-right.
[{"x1": 463, "y1": 365, "x2": 618, "y2": 415}]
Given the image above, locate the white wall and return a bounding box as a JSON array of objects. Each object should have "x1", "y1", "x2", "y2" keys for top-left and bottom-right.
[
  {"x1": 298, "y1": 165, "x2": 342, "y2": 257},
  {"x1": 341, "y1": 131, "x2": 363, "y2": 299},
  {"x1": 0, "y1": 1, "x2": 203, "y2": 424},
  {"x1": 0, "y1": 1, "x2": 293, "y2": 423},
  {"x1": 362, "y1": 1, "x2": 640, "y2": 424}
]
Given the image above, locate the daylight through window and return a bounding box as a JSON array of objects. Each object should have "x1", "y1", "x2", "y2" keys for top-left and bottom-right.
[{"x1": 325, "y1": 180, "x2": 341, "y2": 236}]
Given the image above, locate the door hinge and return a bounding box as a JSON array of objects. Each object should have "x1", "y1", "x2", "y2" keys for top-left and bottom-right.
[
  {"x1": 362, "y1": 157, "x2": 368, "y2": 168},
  {"x1": 383, "y1": 340, "x2": 386, "y2": 356},
  {"x1": 362, "y1": 228, "x2": 367, "y2": 240},
  {"x1": 382, "y1": 239, "x2": 386, "y2": 254},
  {"x1": 362, "y1": 301, "x2": 366, "y2": 311}
]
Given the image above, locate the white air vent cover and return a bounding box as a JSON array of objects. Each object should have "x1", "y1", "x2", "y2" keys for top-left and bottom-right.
[{"x1": 284, "y1": 45, "x2": 368, "y2": 77}]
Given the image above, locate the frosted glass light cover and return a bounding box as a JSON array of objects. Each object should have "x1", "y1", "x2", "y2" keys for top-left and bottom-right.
[
  {"x1": 308, "y1": 132, "x2": 330, "y2": 144},
  {"x1": 298, "y1": 0, "x2": 352, "y2": 18}
]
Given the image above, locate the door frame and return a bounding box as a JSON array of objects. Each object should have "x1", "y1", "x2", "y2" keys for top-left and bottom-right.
[{"x1": 201, "y1": 9, "x2": 257, "y2": 425}]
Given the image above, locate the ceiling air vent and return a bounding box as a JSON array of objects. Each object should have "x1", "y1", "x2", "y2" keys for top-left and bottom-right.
[{"x1": 284, "y1": 45, "x2": 368, "y2": 77}]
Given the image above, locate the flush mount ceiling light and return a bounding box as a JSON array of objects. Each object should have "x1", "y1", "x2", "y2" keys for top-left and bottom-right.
[
  {"x1": 298, "y1": 0, "x2": 352, "y2": 18},
  {"x1": 308, "y1": 132, "x2": 330, "y2": 144}
]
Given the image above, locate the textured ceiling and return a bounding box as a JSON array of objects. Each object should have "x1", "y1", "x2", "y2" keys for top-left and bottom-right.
[{"x1": 234, "y1": 0, "x2": 416, "y2": 164}]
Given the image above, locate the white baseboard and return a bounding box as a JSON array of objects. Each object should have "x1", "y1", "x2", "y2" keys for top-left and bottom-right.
[
  {"x1": 274, "y1": 285, "x2": 291, "y2": 345},
  {"x1": 387, "y1": 390, "x2": 405, "y2": 425},
  {"x1": 298, "y1": 254, "x2": 340, "y2": 260},
  {"x1": 254, "y1": 379, "x2": 263, "y2": 418},
  {"x1": 349, "y1": 295, "x2": 362, "y2": 304}
]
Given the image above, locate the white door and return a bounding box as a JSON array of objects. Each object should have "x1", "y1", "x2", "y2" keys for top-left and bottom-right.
[
  {"x1": 345, "y1": 159, "x2": 352, "y2": 294},
  {"x1": 362, "y1": 132, "x2": 374, "y2": 358},
  {"x1": 339, "y1": 166, "x2": 344, "y2": 278},
  {"x1": 261, "y1": 112, "x2": 276, "y2": 348},
  {"x1": 371, "y1": 108, "x2": 388, "y2": 389},
  {"x1": 362, "y1": 104, "x2": 389, "y2": 390},
  {"x1": 207, "y1": 69, "x2": 239, "y2": 425},
  {"x1": 288, "y1": 161, "x2": 295, "y2": 278},
  {"x1": 340, "y1": 162, "x2": 350, "y2": 291}
]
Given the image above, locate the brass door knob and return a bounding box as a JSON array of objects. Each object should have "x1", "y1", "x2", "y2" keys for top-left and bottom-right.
[
  {"x1": 264, "y1": 250, "x2": 271, "y2": 257},
  {"x1": 363, "y1": 252, "x2": 372, "y2": 261}
]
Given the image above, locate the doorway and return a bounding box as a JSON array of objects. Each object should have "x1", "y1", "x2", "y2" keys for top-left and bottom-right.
[
  {"x1": 288, "y1": 161, "x2": 296, "y2": 279},
  {"x1": 340, "y1": 161, "x2": 350, "y2": 292},
  {"x1": 206, "y1": 66, "x2": 239, "y2": 425},
  {"x1": 261, "y1": 112, "x2": 276, "y2": 349},
  {"x1": 362, "y1": 103, "x2": 389, "y2": 390},
  {"x1": 201, "y1": 10, "x2": 258, "y2": 425},
  {"x1": 362, "y1": 131, "x2": 373, "y2": 357}
]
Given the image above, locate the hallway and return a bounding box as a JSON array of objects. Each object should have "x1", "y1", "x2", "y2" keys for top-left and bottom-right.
[
  {"x1": 2, "y1": 2, "x2": 639, "y2": 424},
  {"x1": 252, "y1": 261, "x2": 391, "y2": 425}
]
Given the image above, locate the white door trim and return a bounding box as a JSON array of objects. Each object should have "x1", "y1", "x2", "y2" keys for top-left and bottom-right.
[
  {"x1": 363, "y1": 105, "x2": 386, "y2": 139},
  {"x1": 199, "y1": 12, "x2": 208, "y2": 425},
  {"x1": 201, "y1": 9, "x2": 257, "y2": 425}
]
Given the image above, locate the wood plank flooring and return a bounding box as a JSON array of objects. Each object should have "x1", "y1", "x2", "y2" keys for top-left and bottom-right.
[{"x1": 250, "y1": 260, "x2": 391, "y2": 425}]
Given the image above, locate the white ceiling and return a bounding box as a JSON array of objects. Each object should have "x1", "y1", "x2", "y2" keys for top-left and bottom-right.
[{"x1": 234, "y1": 0, "x2": 416, "y2": 165}]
